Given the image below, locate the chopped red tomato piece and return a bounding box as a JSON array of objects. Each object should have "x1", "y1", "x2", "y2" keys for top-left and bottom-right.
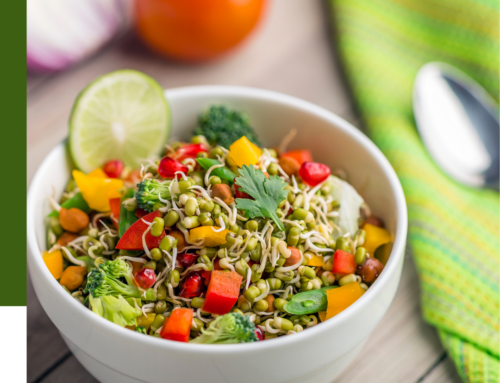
[{"x1": 298, "y1": 162, "x2": 331, "y2": 186}]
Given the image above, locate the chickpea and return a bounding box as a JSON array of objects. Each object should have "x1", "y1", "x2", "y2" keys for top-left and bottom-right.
[
  {"x1": 357, "y1": 257, "x2": 384, "y2": 283},
  {"x1": 264, "y1": 295, "x2": 275, "y2": 313},
  {"x1": 59, "y1": 266, "x2": 87, "y2": 291},
  {"x1": 278, "y1": 156, "x2": 300, "y2": 176},
  {"x1": 57, "y1": 232, "x2": 79, "y2": 247},
  {"x1": 168, "y1": 230, "x2": 186, "y2": 251},
  {"x1": 212, "y1": 184, "x2": 234, "y2": 205},
  {"x1": 59, "y1": 208, "x2": 89, "y2": 233}
]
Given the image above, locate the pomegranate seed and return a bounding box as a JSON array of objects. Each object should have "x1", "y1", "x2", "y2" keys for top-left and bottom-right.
[
  {"x1": 103, "y1": 160, "x2": 124, "y2": 178},
  {"x1": 158, "y1": 156, "x2": 188, "y2": 179},
  {"x1": 135, "y1": 268, "x2": 156, "y2": 289},
  {"x1": 255, "y1": 328, "x2": 264, "y2": 341},
  {"x1": 298, "y1": 162, "x2": 331, "y2": 186},
  {"x1": 177, "y1": 252, "x2": 198, "y2": 269},
  {"x1": 179, "y1": 272, "x2": 204, "y2": 298}
]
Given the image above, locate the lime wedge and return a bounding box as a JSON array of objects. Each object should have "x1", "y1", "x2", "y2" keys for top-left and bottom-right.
[{"x1": 69, "y1": 70, "x2": 170, "y2": 172}]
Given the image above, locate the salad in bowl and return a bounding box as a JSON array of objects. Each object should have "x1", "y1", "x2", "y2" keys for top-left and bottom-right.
[{"x1": 42, "y1": 71, "x2": 393, "y2": 345}]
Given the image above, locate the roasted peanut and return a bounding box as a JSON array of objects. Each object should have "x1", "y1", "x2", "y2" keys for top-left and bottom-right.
[{"x1": 357, "y1": 257, "x2": 384, "y2": 283}]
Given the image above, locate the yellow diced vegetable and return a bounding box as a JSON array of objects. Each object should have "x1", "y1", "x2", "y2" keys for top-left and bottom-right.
[
  {"x1": 307, "y1": 255, "x2": 325, "y2": 267},
  {"x1": 362, "y1": 223, "x2": 391, "y2": 256},
  {"x1": 137, "y1": 313, "x2": 156, "y2": 330},
  {"x1": 326, "y1": 282, "x2": 364, "y2": 320},
  {"x1": 318, "y1": 311, "x2": 327, "y2": 322},
  {"x1": 228, "y1": 136, "x2": 262, "y2": 167},
  {"x1": 73, "y1": 170, "x2": 123, "y2": 212},
  {"x1": 42, "y1": 250, "x2": 63, "y2": 279},
  {"x1": 88, "y1": 168, "x2": 107, "y2": 178},
  {"x1": 188, "y1": 226, "x2": 229, "y2": 247}
]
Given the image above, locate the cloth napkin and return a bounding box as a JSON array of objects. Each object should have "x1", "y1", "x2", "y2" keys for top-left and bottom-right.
[{"x1": 328, "y1": 0, "x2": 499, "y2": 381}]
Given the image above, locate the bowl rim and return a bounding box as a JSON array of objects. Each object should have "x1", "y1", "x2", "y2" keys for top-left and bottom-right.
[{"x1": 27, "y1": 85, "x2": 407, "y2": 355}]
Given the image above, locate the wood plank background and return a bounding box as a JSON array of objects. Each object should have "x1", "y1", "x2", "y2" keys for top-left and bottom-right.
[{"x1": 27, "y1": 1, "x2": 461, "y2": 382}]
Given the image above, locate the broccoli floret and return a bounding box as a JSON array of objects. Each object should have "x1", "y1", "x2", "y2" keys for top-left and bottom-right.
[
  {"x1": 190, "y1": 313, "x2": 258, "y2": 344},
  {"x1": 193, "y1": 105, "x2": 261, "y2": 149},
  {"x1": 136, "y1": 179, "x2": 172, "y2": 212},
  {"x1": 84, "y1": 259, "x2": 155, "y2": 301},
  {"x1": 89, "y1": 295, "x2": 142, "y2": 327}
]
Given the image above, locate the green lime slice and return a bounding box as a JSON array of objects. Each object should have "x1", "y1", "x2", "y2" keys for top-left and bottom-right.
[{"x1": 69, "y1": 70, "x2": 170, "y2": 172}]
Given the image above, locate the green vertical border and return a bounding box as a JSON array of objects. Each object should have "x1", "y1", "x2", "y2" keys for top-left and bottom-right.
[{"x1": 0, "y1": 2, "x2": 27, "y2": 305}]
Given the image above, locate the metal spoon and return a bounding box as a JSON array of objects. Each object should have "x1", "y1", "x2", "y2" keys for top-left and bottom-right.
[{"x1": 413, "y1": 62, "x2": 499, "y2": 189}]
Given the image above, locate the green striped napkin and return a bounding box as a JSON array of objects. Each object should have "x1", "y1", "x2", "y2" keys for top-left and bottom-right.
[{"x1": 328, "y1": 0, "x2": 499, "y2": 381}]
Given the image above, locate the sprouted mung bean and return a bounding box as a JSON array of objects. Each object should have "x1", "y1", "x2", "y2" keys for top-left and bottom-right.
[{"x1": 43, "y1": 105, "x2": 392, "y2": 344}]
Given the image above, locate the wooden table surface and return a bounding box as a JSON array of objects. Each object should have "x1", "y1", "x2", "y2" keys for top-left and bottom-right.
[{"x1": 27, "y1": 1, "x2": 461, "y2": 382}]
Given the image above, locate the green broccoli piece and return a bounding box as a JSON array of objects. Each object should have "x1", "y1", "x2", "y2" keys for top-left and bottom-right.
[
  {"x1": 136, "y1": 179, "x2": 172, "y2": 212},
  {"x1": 89, "y1": 295, "x2": 142, "y2": 327},
  {"x1": 193, "y1": 105, "x2": 261, "y2": 149},
  {"x1": 190, "y1": 313, "x2": 258, "y2": 344},
  {"x1": 84, "y1": 259, "x2": 155, "y2": 301}
]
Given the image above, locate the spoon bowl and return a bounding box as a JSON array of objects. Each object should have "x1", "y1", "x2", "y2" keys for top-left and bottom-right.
[{"x1": 413, "y1": 62, "x2": 499, "y2": 189}]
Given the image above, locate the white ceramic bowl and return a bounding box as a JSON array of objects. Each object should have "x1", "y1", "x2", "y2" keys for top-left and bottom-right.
[{"x1": 27, "y1": 86, "x2": 407, "y2": 383}]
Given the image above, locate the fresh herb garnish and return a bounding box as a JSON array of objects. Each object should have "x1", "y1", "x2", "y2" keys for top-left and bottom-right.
[{"x1": 234, "y1": 165, "x2": 288, "y2": 231}]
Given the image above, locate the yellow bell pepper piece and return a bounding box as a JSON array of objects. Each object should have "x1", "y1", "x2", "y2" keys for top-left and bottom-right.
[
  {"x1": 42, "y1": 250, "x2": 63, "y2": 279},
  {"x1": 73, "y1": 170, "x2": 123, "y2": 212},
  {"x1": 228, "y1": 136, "x2": 262, "y2": 168},
  {"x1": 188, "y1": 226, "x2": 229, "y2": 247},
  {"x1": 137, "y1": 313, "x2": 156, "y2": 330},
  {"x1": 318, "y1": 311, "x2": 327, "y2": 322},
  {"x1": 362, "y1": 223, "x2": 391, "y2": 256},
  {"x1": 307, "y1": 255, "x2": 325, "y2": 267},
  {"x1": 88, "y1": 168, "x2": 107, "y2": 178},
  {"x1": 326, "y1": 282, "x2": 365, "y2": 320}
]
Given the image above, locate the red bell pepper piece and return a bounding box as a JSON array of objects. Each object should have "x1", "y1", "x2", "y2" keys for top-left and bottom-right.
[
  {"x1": 158, "y1": 156, "x2": 188, "y2": 179},
  {"x1": 176, "y1": 143, "x2": 207, "y2": 162},
  {"x1": 332, "y1": 249, "x2": 357, "y2": 275},
  {"x1": 202, "y1": 270, "x2": 243, "y2": 315},
  {"x1": 160, "y1": 308, "x2": 193, "y2": 343},
  {"x1": 281, "y1": 149, "x2": 313, "y2": 165},
  {"x1": 116, "y1": 211, "x2": 165, "y2": 251},
  {"x1": 109, "y1": 198, "x2": 121, "y2": 230},
  {"x1": 135, "y1": 208, "x2": 148, "y2": 218}
]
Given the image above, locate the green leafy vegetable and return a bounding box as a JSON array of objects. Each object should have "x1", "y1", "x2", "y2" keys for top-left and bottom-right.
[
  {"x1": 190, "y1": 313, "x2": 258, "y2": 344},
  {"x1": 284, "y1": 286, "x2": 337, "y2": 315},
  {"x1": 136, "y1": 179, "x2": 171, "y2": 212},
  {"x1": 90, "y1": 295, "x2": 142, "y2": 327},
  {"x1": 193, "y1": 105, "x2": 260, "y2": 149},
  {"x1": 235, "y1": 165, "x2": 288, "y2": 231},
  {"x1": 84, "y1": 259, "x2": 155, "y2": 300}
]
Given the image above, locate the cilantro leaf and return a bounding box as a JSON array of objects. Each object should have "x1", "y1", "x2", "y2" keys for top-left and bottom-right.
[{"x1": 235, "y1": 165, "x2": 288, "y2": 231}]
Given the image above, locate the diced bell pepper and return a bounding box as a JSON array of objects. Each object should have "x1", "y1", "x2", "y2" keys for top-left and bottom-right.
[
  {"x1": 325, "y1": 282, "x2": 364, "y2": 319},
  {"x1": 73, "y1": 170, "x2": 123, "y2": 212},
  {"x1": 228, "y1": 136, "x2": 262, "y2": 167},
  {"x1": 42, "y1": 250, "x2": 63, "y2": 279},
  {"x1": 188, "y1": 226, "x2": 229, "y2": 247},
  {"x1": 362, "y1": 223, "x2": 391, "y2": 256}
]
